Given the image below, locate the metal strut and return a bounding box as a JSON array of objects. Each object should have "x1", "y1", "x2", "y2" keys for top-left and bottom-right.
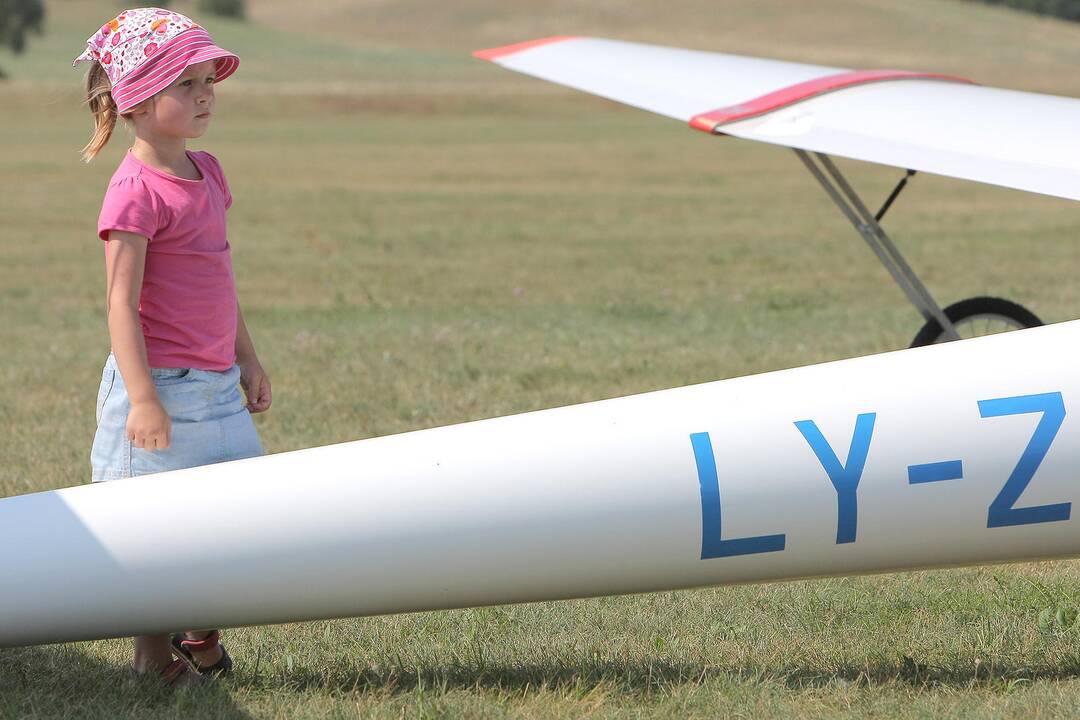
[{"x1": 793, "y1": 150, "x2": 960, "y2": 341}]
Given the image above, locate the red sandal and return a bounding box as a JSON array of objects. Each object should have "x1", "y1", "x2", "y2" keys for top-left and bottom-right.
[
  {"x1": 159, "y1": 656, "x2": 205, "y2": 687},
  {"x1": 131, "y1": 648, "x2": 206, "y2": 688},
  {"x1": 170, "y1": 629, "x2": 233, "y2": 677}
]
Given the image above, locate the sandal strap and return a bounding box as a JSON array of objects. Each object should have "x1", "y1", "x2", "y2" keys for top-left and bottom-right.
[{"x1": 180, "y1": 629, "x2": 220, "y2": 652}]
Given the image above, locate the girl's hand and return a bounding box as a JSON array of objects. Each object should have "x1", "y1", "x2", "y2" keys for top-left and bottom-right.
[
  {"x1": 240, "y1": 361, "x2": 272, "y2": 413},
  {"x1": 127, "y1": 398, "x2": 171, "y2": 451}
]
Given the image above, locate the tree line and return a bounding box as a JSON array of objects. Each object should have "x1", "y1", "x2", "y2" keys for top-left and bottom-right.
[{"x1": 970, "y1": 0, "x2": 1080, "y2": 21}]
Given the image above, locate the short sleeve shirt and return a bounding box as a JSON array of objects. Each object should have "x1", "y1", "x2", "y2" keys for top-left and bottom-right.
[{"x1": 98, "y1": 149, "x2": 238, "y2": 371}]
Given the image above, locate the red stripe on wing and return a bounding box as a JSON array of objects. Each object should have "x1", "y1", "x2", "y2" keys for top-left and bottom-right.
[
  {"x1": 689, "y1": 70, "x2": 975, "y2": 134},
  {"x1": 473, "y1": 36, "x2": 579, "y2": 62}
]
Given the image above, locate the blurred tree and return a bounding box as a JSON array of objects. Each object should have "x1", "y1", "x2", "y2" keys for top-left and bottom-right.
[
  {"x1": 197, "y1": 0, "x2": 245, "y2": 20},
  {"x1": 0, "y1": 0, "x2": 45, "y2": 77},
  {"x1": 973, "y1": 0, "x2": 1080, "y2": 21}
]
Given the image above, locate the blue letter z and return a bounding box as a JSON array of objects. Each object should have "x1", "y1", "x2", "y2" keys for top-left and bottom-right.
[{"x1": 979, "y1": 392, "x2": 1068, "y2": 528}]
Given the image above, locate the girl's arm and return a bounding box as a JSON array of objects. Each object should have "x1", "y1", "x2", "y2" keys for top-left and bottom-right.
[
  {"x1": 236, "y1": 302, "x2": 272, "y2": 413},
  {"x1": 105, "y1": 230, "x2": 171, "y2": 450}
]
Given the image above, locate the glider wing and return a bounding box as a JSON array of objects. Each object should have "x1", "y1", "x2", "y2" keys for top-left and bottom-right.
[{"x1": 474, "y1": 37, "x2": 1080, "y2": 202}]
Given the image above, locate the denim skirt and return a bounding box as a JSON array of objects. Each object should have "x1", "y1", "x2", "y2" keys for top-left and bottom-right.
[{"x1": 90, "y1": 353, "x2": 264, "y2": 482}]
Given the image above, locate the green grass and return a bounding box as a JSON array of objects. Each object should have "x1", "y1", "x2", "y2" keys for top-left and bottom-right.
[
  {"x1": 3, "y1": 0, "x2": 1080, "y2": 717},
  {"x1": 9, "y1": 571, "x2": 1080, "y2": 718}
]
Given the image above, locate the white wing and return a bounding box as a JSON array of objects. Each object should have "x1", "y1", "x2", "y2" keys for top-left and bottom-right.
[{"x1": 475, "y1": 37, "x2": 1080, "y2": 202}]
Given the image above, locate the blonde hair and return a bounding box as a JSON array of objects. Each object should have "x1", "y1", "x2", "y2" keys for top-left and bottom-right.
[
  {"x1": 81, "y1": 63, "x2": 148, "y2": 163},
  {"x1": 81, "y1": 63, "x2": 118, "y2": 163}
]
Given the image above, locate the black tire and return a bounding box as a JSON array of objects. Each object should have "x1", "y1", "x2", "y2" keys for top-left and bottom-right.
[{"x1": 909, "y1": 296, "x2": 1042, "y2": 348}]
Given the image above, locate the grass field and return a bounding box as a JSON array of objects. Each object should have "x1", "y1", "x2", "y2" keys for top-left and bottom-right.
[{"x1": 2, "y1": 0, "x2": 1080, "y2": 717}]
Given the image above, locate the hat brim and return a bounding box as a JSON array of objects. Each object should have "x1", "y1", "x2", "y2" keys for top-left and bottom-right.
[
  {"x1": 111, "y1": 29, "x2": 240, "y2": 114},
  {"x1": 189, "y1": 47, "x2": 240, "y2": 84}
]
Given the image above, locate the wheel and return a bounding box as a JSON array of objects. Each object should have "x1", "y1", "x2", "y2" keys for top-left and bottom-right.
[{"x1": 909, "y1": 296, "x2": 1042, "y2": 348}]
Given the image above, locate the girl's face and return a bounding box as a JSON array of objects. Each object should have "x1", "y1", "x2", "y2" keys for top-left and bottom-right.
[{"x1": 134, "y1": 60, "x2": 217, "y2": 140}]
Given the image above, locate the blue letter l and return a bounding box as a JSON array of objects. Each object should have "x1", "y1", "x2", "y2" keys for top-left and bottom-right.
[{"x1": 690, "y1": 432, "x2": 786, "y2": 560}]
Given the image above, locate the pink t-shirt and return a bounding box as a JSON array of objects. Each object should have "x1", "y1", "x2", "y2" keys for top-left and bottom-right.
[{"x1": 98, "y1": 149, "x2": 237, "y2": 371}]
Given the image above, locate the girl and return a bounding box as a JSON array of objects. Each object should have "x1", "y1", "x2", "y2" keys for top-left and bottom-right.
[{"x1": 74, "y1": 8, "x2": 271, "y2": 687}]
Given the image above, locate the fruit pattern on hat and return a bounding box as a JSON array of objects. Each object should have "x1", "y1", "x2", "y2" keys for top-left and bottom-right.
[{"x1": 72, "y1": 7, "x2": 202, "y2": 85}]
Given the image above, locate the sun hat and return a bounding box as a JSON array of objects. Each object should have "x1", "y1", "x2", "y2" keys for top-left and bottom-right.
[{"x1": 73, "y1": 8, "x2": 239, "y2": 114}]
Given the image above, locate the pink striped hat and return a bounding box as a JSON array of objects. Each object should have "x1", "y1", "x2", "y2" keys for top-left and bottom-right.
[{"x1": 73, "y1": 8, "x2": 239, "y2": 114}]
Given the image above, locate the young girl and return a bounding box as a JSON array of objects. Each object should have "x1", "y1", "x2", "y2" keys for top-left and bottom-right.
[{"x1": 74, "y1": 8, "x2": 271, "y2": 687}]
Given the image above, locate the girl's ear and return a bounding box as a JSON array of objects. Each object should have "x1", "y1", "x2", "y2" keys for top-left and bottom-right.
[{"x1": 127, "y1": 97, "x2": 153, "y2": 120}]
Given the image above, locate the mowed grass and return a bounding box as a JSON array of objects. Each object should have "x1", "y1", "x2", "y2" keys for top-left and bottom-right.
[{"x1": 2, "y1": 0, "x2": 1080, "y2": 717}]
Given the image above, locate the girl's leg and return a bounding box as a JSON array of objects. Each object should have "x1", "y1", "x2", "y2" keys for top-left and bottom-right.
[{"x1": 133, "y1": 633, "x2": 173, "y2": 673}]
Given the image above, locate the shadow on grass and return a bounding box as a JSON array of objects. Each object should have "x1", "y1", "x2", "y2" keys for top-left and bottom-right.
[
  {"x1": 786, "y1": 654, "x2": 1080, "y2": 690},
  {"x1": 277, "y1": 654, "x2": 1080, "y2": 697},
  {"x1": 0, "y1": 644, "x2": 251, "y2": 719}
]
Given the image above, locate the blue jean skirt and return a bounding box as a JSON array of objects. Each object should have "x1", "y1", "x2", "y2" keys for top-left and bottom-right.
[{"x1": 90, "y1": 354, "x2": 264, "y2": 482}]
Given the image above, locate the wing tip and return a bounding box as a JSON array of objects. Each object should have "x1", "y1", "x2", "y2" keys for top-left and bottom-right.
[
  {"x1": 688, "y1": 116, "x2": 721, "y2": 134},
  {"x1": 472, "y1": 36, "x2": 580, "y2": 62}
]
